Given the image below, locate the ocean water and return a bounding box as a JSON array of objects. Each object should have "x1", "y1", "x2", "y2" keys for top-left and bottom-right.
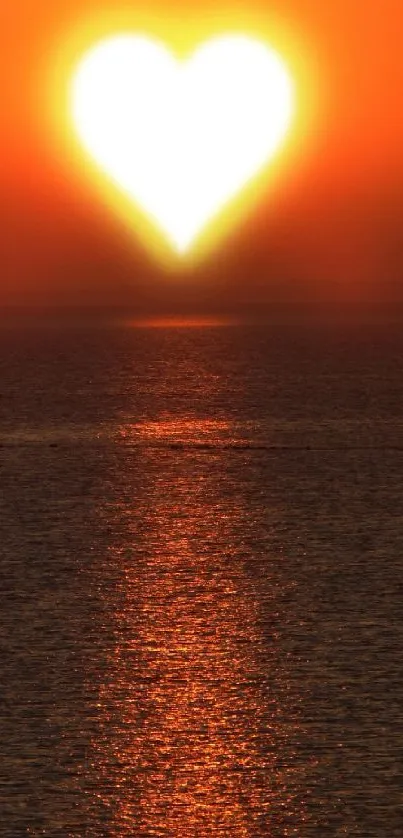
[{"x1": 0, "y1": 321, "x2": 402, "y2": 836}]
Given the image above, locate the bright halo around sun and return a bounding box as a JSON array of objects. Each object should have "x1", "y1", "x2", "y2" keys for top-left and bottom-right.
[{"x1": 70, "y1": 34, "x2": 294, "y2": 257}]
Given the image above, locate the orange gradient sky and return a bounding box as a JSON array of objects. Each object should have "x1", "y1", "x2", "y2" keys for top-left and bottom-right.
[{"x1": 1, "y1": 0, "x2": 402, "y2": 315}]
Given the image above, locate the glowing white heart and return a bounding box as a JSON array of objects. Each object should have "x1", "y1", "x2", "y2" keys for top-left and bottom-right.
[{"x1": 71, "y1": 35, "x2": 294, "y2": 253}]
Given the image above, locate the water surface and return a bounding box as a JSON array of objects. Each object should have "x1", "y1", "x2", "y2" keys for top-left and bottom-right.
[{"x1": 0, "y1": 323, "x2": 402, "y2": 836}]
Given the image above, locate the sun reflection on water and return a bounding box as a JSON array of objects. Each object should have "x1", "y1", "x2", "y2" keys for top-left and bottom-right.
[
  {"x1": 118, "y1": 417, "x2": 233, "y2": 446},
  {"x1": 87, "y1": 411, "x2": 305, "y2": 836}
]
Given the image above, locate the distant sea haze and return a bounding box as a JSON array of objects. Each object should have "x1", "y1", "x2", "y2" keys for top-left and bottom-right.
[{"x1": 0, "y1": 321, "x2": 402, "y2": 836}]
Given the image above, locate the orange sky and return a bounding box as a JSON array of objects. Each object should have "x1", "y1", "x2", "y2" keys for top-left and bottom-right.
[{"x1": 1, "y1": 1, "x2": 402, "y2": 314}]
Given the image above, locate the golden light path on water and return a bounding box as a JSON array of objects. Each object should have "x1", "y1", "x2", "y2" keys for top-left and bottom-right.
[{"x1": 81, "y1": 401, "x2": 308, "y2": 835}]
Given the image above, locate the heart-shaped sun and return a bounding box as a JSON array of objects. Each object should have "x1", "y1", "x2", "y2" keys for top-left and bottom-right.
[{"x1": 71, "y1": 34, "x2": 294, "y2": 256}]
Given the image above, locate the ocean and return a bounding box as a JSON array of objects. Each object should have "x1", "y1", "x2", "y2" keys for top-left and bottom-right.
[{"x1": 0, "y1": 320, "x2": 402, "y2": 836}]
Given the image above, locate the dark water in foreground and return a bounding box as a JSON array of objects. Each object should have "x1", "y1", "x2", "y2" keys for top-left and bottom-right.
[{"x1": 0, "y1": 322, "x2": 402, "y2": 836}]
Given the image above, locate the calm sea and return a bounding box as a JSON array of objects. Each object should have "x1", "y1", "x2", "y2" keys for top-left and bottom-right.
[{"x1": 0, "y1": 321, "x2": 402, "y2": 836}]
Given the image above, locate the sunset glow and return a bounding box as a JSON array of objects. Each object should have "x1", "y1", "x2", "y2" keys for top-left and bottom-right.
[
  {"x1": 70, "y1": 34, "x2": 294, "y2": 259},
  {"x1": 4, "y1": 1, "x2": 403, "y2": 307}
]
